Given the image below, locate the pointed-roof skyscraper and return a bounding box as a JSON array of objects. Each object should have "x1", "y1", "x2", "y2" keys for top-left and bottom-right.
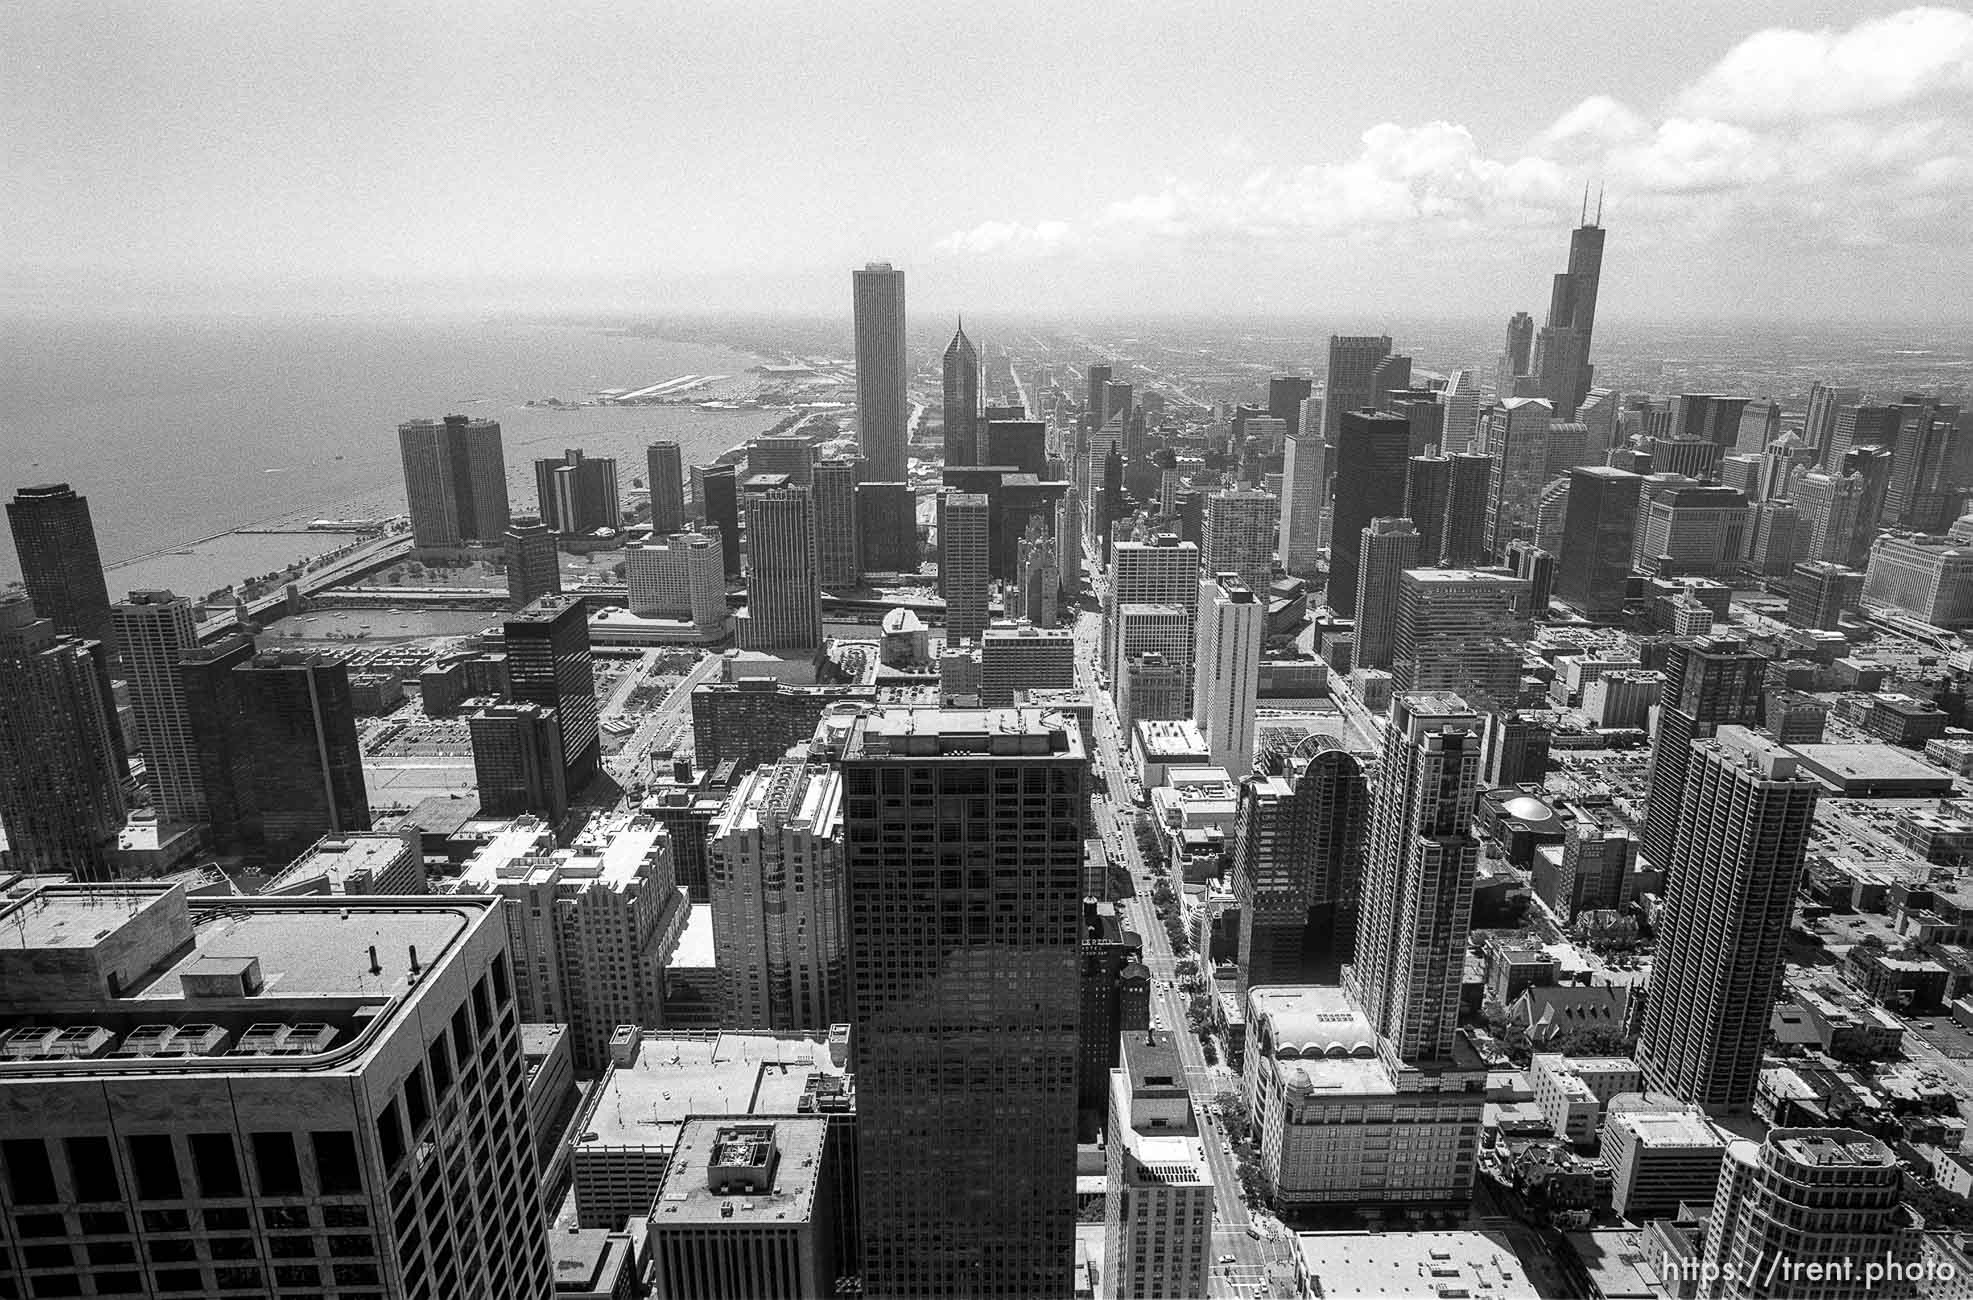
[{"x1": 942, "y1": 318, "x2": 981, "y2": 468}]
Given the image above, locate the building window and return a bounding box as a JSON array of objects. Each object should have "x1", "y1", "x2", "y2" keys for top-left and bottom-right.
[
  {"x1": 251, "y1": 1133, "x2": 303, "y2": 1198},
  {"x1": 190, "y1": 1134, "x2": 242, "y2": 1199},
  {"x1": 312, "y1": 1132, "x2": 362, "y2": 1196},
  {"x1": 63, "y1": 1137, "x2": 119, "y2": 1203},
  {"x1": 127, "y1": 1136, "x2": 181, "y2": 1201}
]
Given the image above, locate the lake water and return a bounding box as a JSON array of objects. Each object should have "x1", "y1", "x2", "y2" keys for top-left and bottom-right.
[{"x1": 0, "y1": 315, "x2": 785, "y2": 592}]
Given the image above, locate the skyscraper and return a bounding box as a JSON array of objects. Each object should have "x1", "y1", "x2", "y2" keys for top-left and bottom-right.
[
  {"x1": 469, "y1": 700, "x2": 569, "y2": 823},
  {"x1": 940, "y1": 492, "x2": 990, "y2": 642},
  {"x1": 1482, "y1": 397, "x2": 1559, "y2": 557},
  {"x1": 534, "y1": 448, "x2": 621, "y2": 537},
  {"x1": 1556, "y1": 466, "x2": 1642, "y2": 618},
  {"x1": 1702, "y1": 1130, "x2": 1915, "y2": 1298},
  {"x1": 178, "y1": 634, "x2": 257, "y2": 855},
  {"x1": 841, "y1": 708, "x2": 1086, "y2": 1299},
  {"x1": 112, "y1": 590, "x2": 204, "y2": 822},
  {"x1": 1670, "y1": 394, "x2": 1752, "y2": 447},
  {"x1": 1350, "y1": 692, "x2": 1485, "y2": 1063},
  {"x1": 1104, "y1": 536, "x2": 1201, "y2": 692},
  {"x1": 750, "y1": 432, "x2": 816, "y2": 488},
  {"x1": 1391, "y1": 569, "x2": 1530, "y2": 714},
  {"x1": 1530, "y1": 209, "x2": 1605, "y2": 418},
  {"x1": 6, "y1": 482, "x2": 113, "y2": 648},
  {"x1": 1234, "y1": 738, "x2": 1369, "y2": 986},
  {"x1": 1637, "y1": 635, "x2": 1768, "y2": 872},
  {"x1": 1441, "y1": 369, "x2": 1482, "y2": 452},
  {"x1": 739, "y1": 485, "x2": 823, "y2": 651},
  {"x1": 857, "y1": 480, "x2": 919, "y2": 573},
  {"x1": 1194, "y1": 574, "x2": 1262, "y2": 774},
  {"x1": 1103, "y1": 1031, "x2": 1214, "y2": 1300},
  {"x1": 1637, "y1": 728, "x2": 1818, "y2": 1114},
  {"x1": 706, "y1": 751, "x2": 849, "y2": 1031},
  {"x1": 1279, "y1": 423, "x2": 1327, "y2": 578},
  {"x1": 647, "y1": 439, "x2": 687, "y2": 533},
  {"x1": 1498, "y1": 312, "x2": 1535, "y2": 393},
  {"x1": 396, "y1": 414, "x2": 512, "y2": 549},
  {"x1": 942, "y1": 319, "x2": 981, "y2": 467},
  {"x1": 1269, "y1": 374, "x2": 1314, "y2": 446},
  {"x1": 0, "y1": 596, "x2": 127, "y2": 879},
  {"x1": 227, "y1": 651, "x2": 372, "y2": 863},
  {"x1": 0, "y1": 883, "x2": 552, "y2": 1299},
  {"x1": 1441, "y1": 452, "x2": 1494, "y2": 566},
  {"x1": 1805, "y1": 382, "x2": 1864, "y2": 467},
  {"x1": 502, "y1": 515, "x2": 560, "y2": 610},
  {"x1": 504, "y1": 595, "x2": 601, "y2": 792},
  {"x1": 1201, "y1": 487, "x2": 1279, "y2": 593},
  {"x1": 853, "y1": 262, "x2": 909, "y2": 480},
  {"x1": 1327, "y1": 410, "x2": 1412, "y2": 613},
  {"x1": 1404, "y1": 454, "x2": 1452, "y2": 565},
  {"x1": 1354, "y1": 517, "x2": 1422, "y2": 670},
  {"x1": 813, "y1": 457, "x2": 862, "y2": 588},
  {"x1": 696, "y1": 463, "x2": 743, "y2": 577},
  {"x1": 1321, "y1": 335, "x2": 1393, "y2": 441},
  {"x1": 1084, "y1": 363, "x2": 1114, "y2": 435}
]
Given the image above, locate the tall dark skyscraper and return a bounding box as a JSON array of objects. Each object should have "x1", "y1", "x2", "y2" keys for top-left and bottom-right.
[
  {"x1": 1556, "y1": 466, "x2": 1642, "y2": 618},
  {"x1": 396, "y1": 414, "x2": 510, "y2": 549},
  {"x1": 841, "y1": 707, "x2": 1086, "y2": 1299},
  {"x1": 469, "y1": 700, "x2": 569, "y2": 824},
  {"x1": 6, "y1": 482, "x2": 113, "y2": 649},
  {"x1": 1351, "y1": 692, "x2": 1484, "y2": 1064},
  {"x1": 942, "y1": 319, "x2": 981, "y2": 467},
  {"x1": 1405, "y1": 454, "x2": 1452, "y2": 565},
  {"x1": 1531, "y1": 207, "x2": 1606, "y2": 418},
  {"x1": 502, "y1": 515, "x2": 560, "y2": 610},
  {"x1": 534, "y1": 448, "x2": 621, "y2": 536},
  {"x1": 1500, "y1": 311, "x2": 1534, "y2": 385},
  {"x1": 853, "y1": 261, "x2": 909, "y2": 480},
  {"x1": 1326, "y1": 410, "x2": 1411, "y2": 614},
  {"x1": 1234, "y1": 738, "x2": 1369, "y2": 987},
  {"x1": 227, "y1": 650, "x2": 371, "y2": 863},
  {"x1": 1084, "y1": 363, "x2": 1114, "y2": 435},
  {"x1": 813, "y1": 457, "x2": 862, "y2": 588},
  {"x1": 1638, "y1": 636, "x2": 1768, "y2": 872},
  {"x1": 857, "y1": 480, "x2": 920, "y2": 573},
  {"x1": 696, "y1": 462, "x2": 742, "y2": 576},
  {"x1": 1268, "y1": 375, "x2": 1313, "y2": 446},
  {"x1": 1442, "y1": 452, "x2": 1494, "y2": 566},
  {"x1": 504, "y1": 595, "x2": 601, "y2": 791},
  {"x1": 0, "y1": 596, "x2": 127, "y2": 879},
  {"x1": 647, "y1": 439, "x2": 686, "y2": 532},
  {"x1": 1321, "y1": 335, "x2": 1394, "y2": 441},
  {"x1": 739, "y1": 484, "x2": 823, "y2": 651},
  {"x1": 1637, "y1": 728, "x2": 1818, "y2": 1114},
  {"x1": 179, "y1": 634, "x2": 258, "y2": 856}
]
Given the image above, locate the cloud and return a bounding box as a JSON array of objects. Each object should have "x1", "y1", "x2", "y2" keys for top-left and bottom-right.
[{"x1": 932, "y1": 6, "x2": 1973, "y2": 265}]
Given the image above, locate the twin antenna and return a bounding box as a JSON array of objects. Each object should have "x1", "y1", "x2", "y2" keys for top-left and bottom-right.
[{"x1": 1580, "y1": 182, "x2": 1606, "y2": 226}]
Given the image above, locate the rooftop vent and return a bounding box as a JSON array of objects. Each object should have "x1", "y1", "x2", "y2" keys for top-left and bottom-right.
[{"x1": 180, "y1": 955, "x2": 264, "y2": 999}]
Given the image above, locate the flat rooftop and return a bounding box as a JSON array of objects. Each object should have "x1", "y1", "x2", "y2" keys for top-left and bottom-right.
[
  {"x1": 842, "y1": 706, "x2": 1083, "y2": 760},
  {"x1": 1773, "y1": 1129, "x2": 1895, "y2": 1168},
  {"x1": 1295, "y1": 1229, "x2": 1531, "y2": 1298},
  {"x1": 270, "y1": 833, "x2": 412, "y2": 888},
  {"x1": 669, "y1": 903, "x2": 715, "y2": 970},
  {"x1": 1608, "y1": 1106, "x2": 1724, "y2": 1149},
  {"x1": 577, "y1": 1032, "x2": 846, "y2": 1152},
  {"x1": 650, "y1": 1116, "x2": 827, "y2": 1227},
  {"x1": 1788, "y1": 743, "x2": 1956, "y2": 793}
]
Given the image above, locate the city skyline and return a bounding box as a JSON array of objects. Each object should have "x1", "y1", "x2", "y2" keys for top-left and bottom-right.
[{"x1": 7, "y1": 4, "x2": 1973, "y2": 319}]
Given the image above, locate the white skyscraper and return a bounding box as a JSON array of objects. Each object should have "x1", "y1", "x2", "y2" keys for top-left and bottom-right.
[
  {"x1": 1280, "y1": 400, "x2": 1328, "y2": 577},
  {"x1": 1441, "y1": 369, "x2": 1481, "y2": 453},
  {"x1": 1105, "y1": 535, "x2": 1201, "y2": 690},
  {"x1": 111, "y1": 589, "x2": 204, "y2": 822},
  {"x1": 1194, "y1": 574, "x2": 1263, "y2": 775},
  {"x1": 941, "y1": 491, "x2": 991, "y2": 642},
  {"x1": 1103, "y1": 1031, "x2": 1214, "y2": 1299}
]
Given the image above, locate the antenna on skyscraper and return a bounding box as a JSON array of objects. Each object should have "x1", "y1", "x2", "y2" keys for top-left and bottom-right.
[
  {"x1": 1596, "y1": 184, "x2": 1605, "y2": 225},
  {"x1": 1580, "y1": 183, "x2": 1588, "y2": 225}
]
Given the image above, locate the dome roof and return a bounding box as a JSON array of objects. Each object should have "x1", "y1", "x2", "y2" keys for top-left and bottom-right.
[{"x1": 1502, "y1": 794, "x2": 1560, "y2": 825}]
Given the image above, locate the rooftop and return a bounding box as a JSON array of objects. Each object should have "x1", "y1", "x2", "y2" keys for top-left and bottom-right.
[
  {"x1": 267, "y1": 832, "x2": 415, "y2": 893},
  {"x1": 577, "y1": 1031, "x2": 847, "y2": 1152},
  {"x1": 669, "y1": 903, "x2": 716, "y2": 970},
  {"x1": 650, "y1": 1116, "x2": 828, "y2": 1227},
  {"x1": 1295, "y1": 1229, "x2": 1531, "y2": 1298},
  {"x1": 1606, "y1": 1105, "x2": 1724, "y2": 1150},
  {"x1": 842, "y1": 706, "x2": 1083, "y2": 760}
]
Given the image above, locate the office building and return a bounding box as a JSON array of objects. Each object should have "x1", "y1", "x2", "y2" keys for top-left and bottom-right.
[
  {"x1": 856, "y1": 481, "x2": 918, "y2": 573},
  {"x1": 1104, "y1": 536, "x2": 1200, "y2": 690},
  {"x1": 1791, "y1": 467, "x2": 1866, "y2": 565},
  {"x1": 1539, "y1": 820, "x2": 1638, "y2": 922},
  {"x1": 1530, "y1": 211, "x2": 1605, "y2": 418},
  {"x1": 1114, "y1": 606, "x2": 1192, "y2": 729},
  {"x1": 453, "y1": 815, "x2": 689, "y2": 1073},
  {"x1": 173, "y1": 634, "x2": 255, "y2": 853},
  {"x1": 706, "y1": 754, "x2": 849, "y2": 1033},
  {"x1": 1498, "y1": 312, "x2": 1535, "y2": 393},
  {"x1": 1506, "y1": 539, "x2": 1554, "y2": 614},
  {"x1": 1556, "y1": 466, "x2": 1641, "y2": 618},
  {"x1": 841, "y1": 708, "x2": 1086, "y2": 1299},
  {"x1": 1080, "y1": 901, "x2": 1150, "y2": 1114},
  {"x1": 1788, "y1": 560, "x2": 1864, "y2": 631},
  {"x1": 980, "y1": 623, "x2": 1075, "y2": 707},
  {"x1": 1442, "y1": 452, "x2": 1494, "y2": 566},
  {"x1": 942, "y1": 319, "x2": 982, "y2": 466},
  {"x1": 648, "y1": 1118, "x2": 840, "y2": 1299},
  {"x1": 1194, "y1": 575, "x2": 1262, "y2": 775},
  {"x1": 1279, "y1": 424, "x2": 1327, "y2": 578},
  {"x1": 689, "y1": 680, "x2": 905, "y2": 771},
  {"x1": 111, "y1": 590, "x2": 204, "y2": 822},
  {"x1": 812, "y1": 457, "x2": 862, "y2": 588},
  {"x1": 1701, "y1": 1130, "x2": 1914, "y2": 1299},
  {"x1": 0, "y1": 597, "x2": 127, "y2": 879},
  {"x1": 647, "y1": 440, "x2": 686, "y2": 533},
  {"x1": 1805, "y1": 383, "x2": 1864, "y2": 466},
  {"x1": 1103, "y1": 1031, "x2": 1213, "y2": 1300},
  {"x1": 7, "y1": 483, "x2": 114, "y2": 649},
  {"x1": 1824, "y1": 401, "x2": 1902, "y2": 471},
  {"x1": 1638, "y1": 636, "x2": 1767, "y2": 871},
  {"x1": 267, "y1": 829, "x2": 427, "y2": 898},
  {"x1": 1404, "y1": 455, "x2": 1451, "y2": 565},
  {"x1": 1484, "y1": 711, "x2": 1552, "y2": 787},
  {"x1": 503, "y1": 515, "x2": 560, "y2": 610},
  {"x1": 749, "y1": 433, "x2": 815, "y2": 489},
  {"x1": 1603, "y1": 1100, "x2": 1728, "y2": 1221},
  {"x1": 1014, "y1": 530, "x2": 1060, "y2": 628},
  {"x1": 1481, "y1": 397, "x2": 1560, "y2": 556},
  {"x1": 739, "y1": 486, "x2": 823, "y2": 651},
  {"x1": 1321, "y1": 335, "x2": 1393, "y2": 441},
  {"x1": 1350, "y1": 692, "x2": 1485, "y2": 1064},
  {"x1": 1245, "y1": 986, "x2": 1483, "y2": 1211},
  {"x1": 853, "y1": 262, "x2": 908, "y2": 479},
  {"x1": 1327, "y1": 410, "x2": 1411, "y2": 613},
  {"x1": 1638, "y1": 728, "x2": 1819, "y2": 1114},
  {"x1": 1201, "y1": 487, "x2": 1278, "y2": 593},
  {"x1": 695, "y1": 463, "x2": 742, "y2": 576},
  {"x1": 0, "y1": 882, "x2": 552, "y2": 1298},
  {"x1": 1084, "y1": 362, "x2": 1114, "y2": 435},
  {"x1": 1234, "y1": 740, "x2": 1369, "y2": 987},
  {"x1": 1390, "y1": 570, "x2": 1530, "y2": 714},
  {"x1": 1269, "y1": 375, "x2": 1314, "y2": 446},
  {"x1": 625, "y1": 530, "x2": 728, "y2": 635},
  {"x1": 1353, "y1": 518, "x2": 1421, "y2": 671},
  {"x1": 1635, "y1": 484, "x2": 1749, "y2": 577},
  {"x1": 1862, "y1": 531, "x2": 1973, "y2": 629},
  {"x1": 940, "y1": 491, "x2": 990, "y2": 642},
  {"x1": 396, "y1": 414, "x2": 511, "y2": 549},
  {"x1": 1668, "y1": 393, "x2": 1751, "y2": 448},
  {"x1": 505, "y1": 595, "x2": 601, "y2": 792},
  {"x1": 469, "y1": 701, "x2": 569, "y2": 824},
  {"x1": 534, "y1": 448, "x2": 621, "y2": 538},
  {"x1": 1441, "y1": 369, "x2": 1482, "y2": 452}
]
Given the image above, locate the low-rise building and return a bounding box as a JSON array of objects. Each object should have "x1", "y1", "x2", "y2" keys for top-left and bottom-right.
[
  {"x1": 1531, "y1": 1054, "x2": 1643, "y2": 1145},
  {"x1": 1292, "y1": 1230, "x2": 1532, "y2": 1300},
  {"x1": 1131, "y1": 718, "x2": 1212, "y2": 787},
  {"x1": 1602, "y1": 1097, "x2": 1727, "y2": 1221},
  {"x1": 264, "y1": 828, "x2": 427, "y2": 896}
]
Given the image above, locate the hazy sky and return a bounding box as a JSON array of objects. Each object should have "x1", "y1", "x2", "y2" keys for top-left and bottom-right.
[{"x1": 7, "y1": 2, "x2": 1972, "y2": 319}]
